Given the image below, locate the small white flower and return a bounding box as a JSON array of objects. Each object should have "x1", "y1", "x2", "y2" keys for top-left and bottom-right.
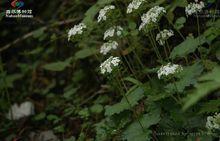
[
  {"x1": 100, "y1": 41, "x2": 118, "y2": 55},
  {"x1": 7, "y1": 101, "x2": 35, "y2": 120},
  {"x1": 127, "y1": 0, "x2": 145, "y2": 14},
  {"x1": 206, "y1": 113, "x2": 220, "y2": 131},
  {"x1": 156, "y1": 29, "x2": 174, "y2": 45},
  {"x1": 97, "y1": 5, "x2": 115, "y2": 23},
  {"x1": 100, "y1": 56, "x2": 120, "y2": 74},
  {"x1": 157, "y1": 63, "x2": 183, "y2": 79},
  {"x1": 68, "y1": 23, "x2": 86, "y2": 41},
  {"x1": 104, "y1": 26, "x2": 123, "y2": 40},
  {"x1": 185, "y1": 0, "x2": 205, "y2": 16},
  {"x1": 139, "y1": 6, "x2": 166, "y2": 30}
]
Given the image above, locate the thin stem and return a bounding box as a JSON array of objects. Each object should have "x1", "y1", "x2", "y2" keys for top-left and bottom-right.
[
  {"x1": 148, "y1": 31, "x2": 163, "y2": 62},
  {"x1": 125, "y1": 38, "x2": 152, "y2": 81},
  {"x1": 172, "y1": 78, "x2": 183, "y2": 106},
  {"x1": 196, "y1": 13, "x2": 201, "y2": 38},
  {"x1": 196, "y1": 13, "x2": 203, "y2": 60},
  {"x1": 116, "y1": 70, "x2": 146, "y2": 132},
  {"x1": 156, "y1": 26, "x2": 169, "y2": 61},
  {"x1": 117, "y1": 47, "x2": 138, "y2": 79}
]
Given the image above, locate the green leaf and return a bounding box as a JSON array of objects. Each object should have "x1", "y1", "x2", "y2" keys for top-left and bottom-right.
[
  {"x1": 199, "y1": 99, "x2": 220, "y2": 114},
  {"x1": 33, "y1": 27, "x2": 46, "y2": 39},
  {"x1": 90, "y1": 104, "x2": 103, "y2": 114},
  {"x1": 122, "y1": 104, "x2": 161, "y2": 141},
  {"x1": 123, "y1": 77, "x2": 142, "y2": 85},
  {"x1": 174, "y1": 17, "x2": 186, "y2": 30},
  {"x1": 105, "y1": 86, "x2": 145, "y2": 116},
  {"x1": 183, "y1": 82, "x2": 220, "y2": 111},
  {"x1": 63, "y1": 88, "x2": 78, "y2": 99},
  {"x1": 47, "y1": 114, "x2": 60, "y2": 121},
  {"x1": 74, "y1": 48, "x2": 97, "y2": 59},
  {"x1": 43, "y1": 58, "x2": 72, "y2": 71},
  {"x1": 199, "y1": 66, "x2": 220, "y2": 82},
  {"x1": 54, "y1": 124, "x2": 65, "y2": 133},
  {"x1": 166, "y1": 62, "x2": 204, "y2": 93},
  {"x1": 34, "y1": 112, "x2": 46, "y2": 120},
  {"x1": 170, "y1": 36, "x2": 204, "y2": 59},
  {"x1": 0, "y1": 74, "x2": 23, "y2": 88},
  {"x1": 78, "y1": 108, "x2": 90, "y2": 118},
  {"x1": 183, "y1": 66, "x2": 220, "y2": 110},
  {"x1": 204, "y1": 19, "x2": 220, "y2": 43}
]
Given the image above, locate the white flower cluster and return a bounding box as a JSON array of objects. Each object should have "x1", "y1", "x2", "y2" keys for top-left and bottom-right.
[
  {"x1": 100, "y1": 56, "x2": 120, "y2": 74},
  {"x1": 127, "y1": 0, "x2": 145, "y2": 14},
  {"x1": 156, "y1": 29, "x2": 174, "y2": 45},
  {"x1": 139, "y1": 6, "x2": 166, "y2": 30},
  {"x1": 185, "y1": 0, "x2": 205, "y2": 16},
  {"x1": 157, "y1": 63, "x2": 183, "y2": 79},
  {"x1": 104, "y1": 26, "x2": 123, "y2": 40},
  {"x1": 7, "y1": 101, "x2": 34, "y2": 120},
  {"x1": 98, "y1": 5, "x2": 115, "y2": 23},
  {"x1": 206, "y1": 113, "x2": 220, "y2": 131},
  {"x1": 68, "y1": 23, "x2": 86, "y2": 41},
  {"x1": 100, "y1": 41, "x2": 118, "y2": 55}
]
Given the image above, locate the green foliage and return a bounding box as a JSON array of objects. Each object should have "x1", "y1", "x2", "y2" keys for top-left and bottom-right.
[
  {"x1": 166, "y1": 62, "x2": 204, "y2": 93},
  {"x1": 199, "y1": 99, "x2": 220, "y2": 114},
  {"x1": 105, "y1": 86, "x2": 145, "y2": 116},
  {"x1": 74, "y1": 48, "x2": 98, "y2": 59},
  {"x1": 122, "y1": 104, "x2": 161, "y2": 141},
  {"x1": 174, "y1": 17, "x2": 186, "y2": 30},
  {"x1": 1, "y1": 0, "x2": 220, "y2": 140},
  {"x1": 43, "y1": 58, "x2": 72, "y2": 71},
  {"x1": 0, "y1": 73, "x2": 23, "y2": 88},
  {"x1": 170, "y1": 36, "x2": 204, "y2": 59},
  {"x1": 183, "y1": 66, "x2": 220, "y2": 110}
]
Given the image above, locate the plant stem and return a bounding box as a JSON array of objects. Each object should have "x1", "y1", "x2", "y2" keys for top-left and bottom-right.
[{"x1": 116, "y1": 70, "x2": 146, "y2": 132}]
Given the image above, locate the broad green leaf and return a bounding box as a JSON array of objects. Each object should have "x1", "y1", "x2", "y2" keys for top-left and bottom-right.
[
  {"x1": 43, "y1": 61, "x2": 69, "y2": 71},
  {"x1": 34, "y1": 112, "x2": 46, "y2": 120},
  {"x1": 105, "y1": 86, "x2": 144, "y2": 116},
  {"x1": 166, "y1": 62, "x2": 204, "y2": 93},
  {"x1": 47, "y1": 114, "x2": 60, "y2": 121},
  {"x1": 123, "y1": 77, "x2": 142, "y2": 85},
  {"x1": 78, "y1": 108, "x2": 89, "y2": 118},
  {"x1": 122, "y1": 104, "x2": 161, "y2": 141},
  {"x1": 183, "y1": 66, "x2": 220, "y2": 110},
  {"x1": 174, "y1": 17, "x2": 186, "y2": 30},
  {"x1": 183, "y1": 82, "x2": 220, "y2": 111},
  {"x1": 74, "y1": 48, "x2": 97, "y2": 59},
  {"x1": 199, "y1": 66, "x2": 220, "y2": 82},
  {"x1": 63, "y1": 88, "x2": 78, "y2": 99},
  {"x1": 170, "y1": 36, "x2": 204, "y2": 59},
  {"x1": 199, "y1": 99, "x2": 220, "y2": 114},
  {"x1": 203, "y1": 19, "x2": 220, "y2": 43},
  {"x1": 33, "y1": 27, "x2": 46, "y2": 39},
  {"x1": 90, "y1": 104, "x2": 103, "y2": 114},
  {"x1": 0, "y1": 74, "x2": 23, "y2": 88},
  {"x1": 54, "y1": 124, "x2": 65, "y2": 133},
  {"x1": 43, "y1": 58, "x2": 72, "y2": 71}
]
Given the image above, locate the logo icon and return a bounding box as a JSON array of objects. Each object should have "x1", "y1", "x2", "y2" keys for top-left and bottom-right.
[{"x1": 11, "y1": 0, "x2": 24, "y2": 8}]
